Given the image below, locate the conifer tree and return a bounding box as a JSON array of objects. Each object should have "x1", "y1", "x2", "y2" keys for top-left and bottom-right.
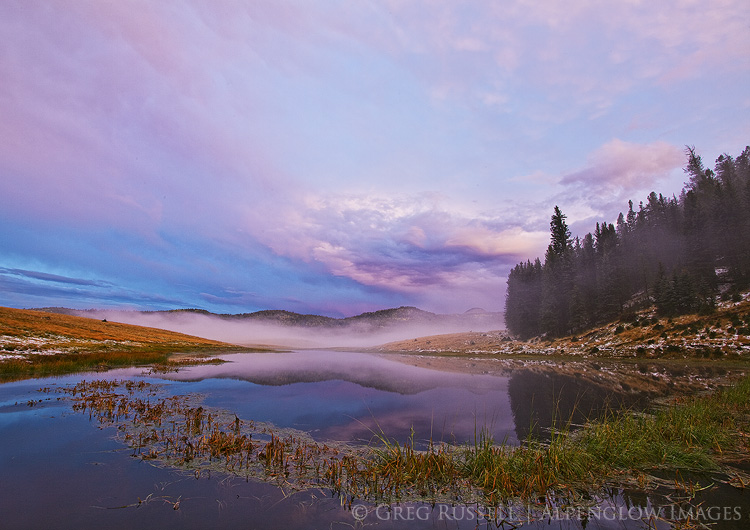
[
  {"x1": 505, "y1": 144, "x2": 749, "y2": 338},
  {"x1": 540, "y1": 206, "x2": 574, "y2": 336}
]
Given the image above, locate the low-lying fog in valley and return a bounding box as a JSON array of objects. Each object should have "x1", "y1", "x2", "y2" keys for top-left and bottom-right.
[{"x1": 77, "y1": 310, "x2": 503, "y2": 348}]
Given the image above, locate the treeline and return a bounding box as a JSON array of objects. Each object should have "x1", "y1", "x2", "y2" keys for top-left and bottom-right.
[{"x1": 505, "y1": 145, "x2": 750, "y2": 339}]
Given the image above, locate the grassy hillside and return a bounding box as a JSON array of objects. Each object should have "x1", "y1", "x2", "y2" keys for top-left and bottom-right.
[{"x1": 0, "y1": 306, "x2": 243, "y2": 378}]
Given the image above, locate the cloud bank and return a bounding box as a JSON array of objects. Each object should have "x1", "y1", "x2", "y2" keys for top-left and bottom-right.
[{"x1": 0, "y1": 1, "x2": 747, "y2": 316}]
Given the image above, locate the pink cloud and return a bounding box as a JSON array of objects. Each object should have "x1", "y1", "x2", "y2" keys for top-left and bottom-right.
[
  {"x1": 372, "y1": 0, "x2": 750, "y2": 122},
  {"x1": 445, "y1": 225, "x2": 548, "y2": 257},
  {"x1": 560, "y1": 139, "x2": 684, "y2": 193},
  {"x1": 241, "y1": 192, "x2": 543, "y2": 308},
  {"x1": 0, "y1": 2, "x2": 302, "y2": 240},
  {"x1": 549, "y1": 139, "x2": 686, "y2": 230}
]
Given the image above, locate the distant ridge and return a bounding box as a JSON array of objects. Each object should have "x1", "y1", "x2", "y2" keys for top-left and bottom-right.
[{"x1": 35, "y1": 305, "x2": 502, "y2": 332}]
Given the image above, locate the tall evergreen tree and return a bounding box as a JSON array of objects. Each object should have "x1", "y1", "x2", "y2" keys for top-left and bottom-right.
[
  {"x1": 547, "y1": 206, "x2": 571, "y2": 260},
  {"x1": 540, "y1": 206, "x2": 574, "y2": 336},
  {"x1": 505, "y1": 144, "x2": 749, "y2": 338}
]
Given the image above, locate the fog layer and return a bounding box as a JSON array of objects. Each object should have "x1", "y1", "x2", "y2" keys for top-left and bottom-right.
[{"x1": 77, "y1": 309, "x2": 504, "y2": 348}]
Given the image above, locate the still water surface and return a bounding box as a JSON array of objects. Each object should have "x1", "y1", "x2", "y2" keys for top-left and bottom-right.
[
  {"x1": 0, "y1": 350, "x2": 745, "y2": 529},
  {"x1": 162, "y1": 350, "x2": 518, "y2": 447}
]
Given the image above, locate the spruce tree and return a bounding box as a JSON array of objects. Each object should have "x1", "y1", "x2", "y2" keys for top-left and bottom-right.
[
  {"x1": 541, "y1": 206, "x2": 574, "y2": 336},
  {"x1": 504, "y1": 144, "x2": 748, "y2": 338}
]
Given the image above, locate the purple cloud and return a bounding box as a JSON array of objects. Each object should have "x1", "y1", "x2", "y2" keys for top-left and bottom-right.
[
  {"x1": 560, "y1": 140, "x2": 684, "y2": 195},
  {"x1": 0, "y1": 1, "x2": 747, "y2": 316}
]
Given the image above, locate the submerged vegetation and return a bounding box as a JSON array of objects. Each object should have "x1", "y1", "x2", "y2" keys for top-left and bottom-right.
[{"x1": 49, "y1": 374, "x2": 750, "y2": 516}]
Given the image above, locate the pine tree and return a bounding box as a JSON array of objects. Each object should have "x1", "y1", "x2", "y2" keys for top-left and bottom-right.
[
  {"x1": 504, "y1": 144, "x2": 749, "y2": 338},
  {"x1": 540, "y1": 206, "x2": 574, "y2": 336},
  {"x1": 547, "y1": 206, "x2": 571, "y2": 260},
  {"x1": 653, "y1": 263, "x2": 673, "y2": 316}
]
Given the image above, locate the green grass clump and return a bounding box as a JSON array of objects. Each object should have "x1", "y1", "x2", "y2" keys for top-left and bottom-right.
[
  {"x1": 364, "y1": 428, "x2": 462, "y2": 500},
  {"x1": 577, "y1": 376, "x2": 749, "y2": 473},
  {"x1": 461, "y1": 428, "x2": 594, "y2": 501},
  {"x1": 0, "y1": 350, "x2": 174, "y2": 380},
  {"x1": 360, "y1": 375, "x2": 750, "y2": 503}
]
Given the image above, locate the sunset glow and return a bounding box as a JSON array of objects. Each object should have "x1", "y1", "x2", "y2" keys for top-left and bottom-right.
[{"x1": 1, "y1": 1, "x2": 748, "y2": 315}]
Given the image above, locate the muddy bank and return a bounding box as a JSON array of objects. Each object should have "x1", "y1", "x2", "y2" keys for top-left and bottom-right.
[{"x1": 378, "y1": 353, "x2": 746, "y2": 396}]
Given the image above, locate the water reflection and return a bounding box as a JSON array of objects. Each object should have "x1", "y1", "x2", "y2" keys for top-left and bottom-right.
[
  {"x1": 508, "y1": 369, "x2": 647, "y2": 441},
  {"x1": 158, "y1": 350, "x2": 517, "y2": 446},
  {"x1": 0, "y1": 351, "x2": 747, "y2": 529},
  {"x1": 158, "y1": 351, "x2": 648, "y2": 446}
]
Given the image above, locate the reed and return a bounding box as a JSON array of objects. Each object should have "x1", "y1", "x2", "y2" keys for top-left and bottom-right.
[{"x1": 49, "y1": 374, "x2": 750, "y2": 510}]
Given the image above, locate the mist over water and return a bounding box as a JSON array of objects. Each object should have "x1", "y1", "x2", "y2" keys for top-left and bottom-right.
[{"x1": 77, "y1": 310, "x2": 503, "y2": 348}]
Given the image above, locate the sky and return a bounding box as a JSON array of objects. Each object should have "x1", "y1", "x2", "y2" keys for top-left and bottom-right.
[{"x1": 1, "y1": 0, "x2": 748, "y2": 317}]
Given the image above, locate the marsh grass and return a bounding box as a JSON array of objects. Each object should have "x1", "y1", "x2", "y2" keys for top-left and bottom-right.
[
  {"x1": 577, "y1": 375, "x2": 750, "y2": 472},
  {"x1": 0, "y1": 350, "x2": 172, "y2": 379},
  {"x1": 339, "y1": 375, "x2": 750, "y2": 504},
  {"x1": 49, "y1": 375, "x2": 750, "y2": 512},
  {"x1": 363, "y1": 428, "x2": 463, "y2": 501},
  {"x1": 0, "y1": 346, "x2": 238, "y2": 380}
]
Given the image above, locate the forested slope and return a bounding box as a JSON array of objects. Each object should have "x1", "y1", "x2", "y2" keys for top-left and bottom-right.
[{"x1": 506, "y1": 145, "x2": 750, "y2": 339}]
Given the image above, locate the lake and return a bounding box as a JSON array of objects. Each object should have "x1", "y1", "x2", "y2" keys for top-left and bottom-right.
[{"x1": 0, "y1": 350, "x2": 746, "y2": 529}]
